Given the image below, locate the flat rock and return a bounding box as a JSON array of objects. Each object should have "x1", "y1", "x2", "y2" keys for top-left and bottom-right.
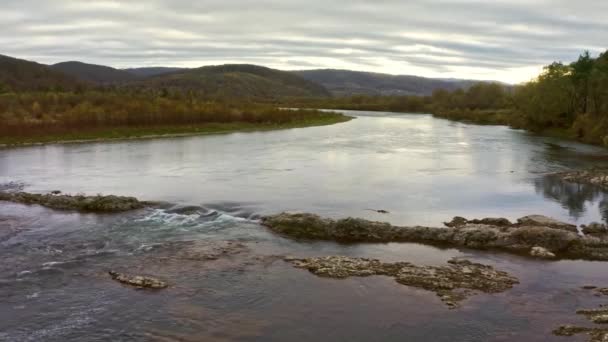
[
  {"x1": 0, "y1": 191, "x2": 147, "y2": 212},
  {"x1": 517, "y1": 215, "x2": 577, "y2": 232},
  {"x1": 263, "y1": 213, "x2": 608, "y2": 261},
  {"x1": 286, "y1": 256, "x2": 518, "y2": 309},
  {"x1": 108, "y1": 271, "x2": 167, "y2": 289}
]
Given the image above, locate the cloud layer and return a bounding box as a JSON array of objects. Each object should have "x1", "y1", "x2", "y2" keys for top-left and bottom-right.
[{"x1": 1, "y1": 0, "x2": 606, "y2": 83}]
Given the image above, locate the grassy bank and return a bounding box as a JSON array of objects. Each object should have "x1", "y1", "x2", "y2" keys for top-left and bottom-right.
[
  {"x1": 0, "y1": 92, "x2": 353, "y2": 146},
  {"x1": 0, "y1": 112, "x2": 352, "y2": 146}
]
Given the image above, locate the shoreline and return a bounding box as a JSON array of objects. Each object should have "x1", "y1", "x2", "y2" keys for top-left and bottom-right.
[
  {"x1": 308, "y1": 106, "x2": 605, "y2": 148},
  {"x1": 0, "y1": 114, "x2": 353, "y2": 148}
]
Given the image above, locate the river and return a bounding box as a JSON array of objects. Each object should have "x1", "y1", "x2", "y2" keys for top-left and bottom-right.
[{"x1": 2, "y1": 110, "x2": 608, "y2": 341}]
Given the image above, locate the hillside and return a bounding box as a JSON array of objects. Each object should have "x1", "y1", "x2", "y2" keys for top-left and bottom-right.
[
  {"x1": 124, "y1": 67, "x2": 186, "y2": 78},
  {"x1": 0, "y1": 54, "x2": 84, "y2": 92},
  {"x1": 51, "y1": 61, "x2": 138, "y2": 84},
  {"x1": 294, "y1": 69, "x2": 479, "y2": 97},
  {"x1": 126, "y1": 64, "x2": 331, "y2": 99}
]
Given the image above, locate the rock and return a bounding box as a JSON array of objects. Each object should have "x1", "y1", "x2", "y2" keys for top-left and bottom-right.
[
  {"x1": 575, "y1": 308, "x2": 608, "y2": 325},
  {"x1": 554, "y1": 325, "x2": 592, "y2": 337},
  {"x1": 557, "y1": 305, "x2": 608, "y2": 341},
  {"x1": 583, "y1": 285, "x2": 598, "y2": 290},
  {"x1": 517, "y1": 215, "x2": 577, "y2": 232},
  {"x1": 0, "y1": 191, "x2": 147, "y2": 212},
  {"x1": 108, "y1": 271, "x2": 167, "y2": 289},
  {"x1": 468, "y1": 218, "x2": 512, "y2": 226},
  {"x1": 530, "y1": 246, "x2": 556, "y2": 259},
  {"x1": 263, "y1": 212, "x2": 608, "y2": 261},
  {"x1": 444, "y1": 216, "x2": 468, "y2": 228},
  {"x1": 592, "y1": 314, "x2": 608, "y2": 324},
  {"x1": 553, "y1": 325, "x2": 608, "y2": 341},
  {"x1": 286, "y1": 256, "x2": 518, "y2": 309},
  {"x1": 583, "y1": 223, "x2": 608, "y2": 236},
  {"x1": 577, "y1": 308, "x2": 608, "y2": 315},
  {"x1": 261, "y1": 213, "x2": 337, "y2": 240}
]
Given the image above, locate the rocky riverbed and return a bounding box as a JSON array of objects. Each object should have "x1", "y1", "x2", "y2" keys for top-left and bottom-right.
[
  {"x1": 285, "y1": 256, "x2": 518, "y2": 308},
  {"x1": 262, "y1": 213, "x2": 608, "y2": 261},
  {"x1": 554, "y1": 325, "x2": 608, "y2": 342},
  {"x1": 554, "y1": 287, "x2": 608, "y2": 342}
]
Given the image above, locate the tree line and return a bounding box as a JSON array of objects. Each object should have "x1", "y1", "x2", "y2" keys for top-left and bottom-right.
[
  {"x1": 0, "y1": 92, "x2": 342, "y2": 141},
  {"x1": 284, "y1": 49, "x2": 608, "y2": 146}
]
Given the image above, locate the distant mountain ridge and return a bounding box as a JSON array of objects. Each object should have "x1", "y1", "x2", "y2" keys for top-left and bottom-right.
[
  {"x1": 125, "y1": 64, "x2": 331, "y2": 99},
  {"x1": 0, "y1": 54, "x2": 492, "y2": 99},
  {"x1": 51, "y1": 61, "x2": 138, "y2": 84},
  {"x1": 293, "y1": 69, "x2": 482, "y2": 97},
  {"x1": 0, "y1": 54, "x2": 84, "y2": 92},
  {"x1": 0, "y1": 55, "x2": 330, "y2": 99},
  {"x1": 123, "y1": 67, "x2": 186, "y2": 78}
]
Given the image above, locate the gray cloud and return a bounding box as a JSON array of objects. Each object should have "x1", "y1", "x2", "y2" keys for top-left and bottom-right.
[{"x1": 1, "y1": 0, "x2": 606, "y2": 83}]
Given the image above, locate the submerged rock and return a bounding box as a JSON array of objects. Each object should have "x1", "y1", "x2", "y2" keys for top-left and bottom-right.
[
  {"x1": 108, "y1": 271, "x2": 167, "y2": 289},
  {"x1": 554, "y1": 325, "x2": 608, "y2": 341},
  {"x1": 554, "y1": 293, "x2": 608, "y2": 341},
  {"x1": 287, "y1": 256, "x2": 518, "y2": 308},
  {"x1": 0, "y1": 191, "x2": 147, "y2": 212},
  {"x1": 583, "y1": 285, "x2": 608, "y2": 296},
  {"x1": 577, "y1": 308, "x2": 608, "y2": 324},
  {"x1": 262, "y1": 213, "x2": 608, "y2": 261},
  {"x1": 171, "y1": 240, "x2": 248, "y2": 261}
]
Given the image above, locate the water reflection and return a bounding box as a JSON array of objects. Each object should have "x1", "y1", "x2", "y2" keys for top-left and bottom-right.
[
  {"x1": 534, "y1": 174, "x2": 608, "y2": 223},
  {"x1": 2, "y1": 111, "x2": 608, "y2": 226}
]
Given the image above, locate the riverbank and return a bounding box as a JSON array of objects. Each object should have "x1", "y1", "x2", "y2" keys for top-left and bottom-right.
[
  {"x1": 431, "y1": 109, "x2": 587, "y2": 143},
  {"x1": 0, "y1": 113, "x2": 352, "y2": 147}
]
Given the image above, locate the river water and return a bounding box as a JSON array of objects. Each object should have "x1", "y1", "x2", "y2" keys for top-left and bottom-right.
[{"x1": 2, "y1": 111, "x2": 608, "y2": 341}]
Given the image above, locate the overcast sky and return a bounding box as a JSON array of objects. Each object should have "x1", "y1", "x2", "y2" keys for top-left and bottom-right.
[{"x1": 1, "y1": 0, "x2": 606, "y2": 83}]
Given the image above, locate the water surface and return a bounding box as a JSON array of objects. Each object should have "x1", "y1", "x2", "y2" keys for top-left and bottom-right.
[{"x1": 2, "y1": 111, "x2": 608, "y2": 341}]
